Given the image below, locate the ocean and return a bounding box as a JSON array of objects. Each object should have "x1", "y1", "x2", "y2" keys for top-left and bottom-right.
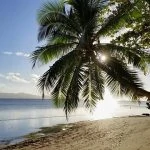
[{"x1": 0, "y1": 99, "x2": 149, "y2": 145}]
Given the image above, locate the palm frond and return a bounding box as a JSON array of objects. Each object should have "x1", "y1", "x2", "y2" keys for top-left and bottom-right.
[
  {"x1": 51, "y1": 75, "x2": 66, "y2": 107},
  {"x1": 37, "y1": 1, "x2": 81, "y2": 41},
  {"x1": 67, "y1": 0, "x2": 105, "y2": 30},
  {"x1": 47, "y1": 29, "x2": 79, "y2": 44},
  {"x1": 97, "y1": 44, "x2": 150, "y2": 72},
  {"x1": 94, "y1": 65, "x2": 104, "y2": 99},
  {"x1": 37, "y1": 50, "x2": 78, "y2": 98},
  {"x1": 51, "y1": 61, "x2": 75, "y2": 107},
  {"x1": 34, "y1": 0, "x2": 150, "y2": 118},
  {"x1": 93, "y1": 55, "x2": 143, "y2": 98},
  {"x1": 64, "y1": 60, "x2": 84, "y2": 118},
  {"x1": 82, "y1": 61, "x2": 104, "y2": 111},
  {"x1": 31, "y1": 42, "x2": 76, "y2": 68},
  {"x1": 82, "y1": 69, "x2": 97, "y2": 110}
]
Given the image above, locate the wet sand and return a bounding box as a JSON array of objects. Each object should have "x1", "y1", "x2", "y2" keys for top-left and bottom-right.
[{"x1": 2, "y1": 116, "x2": 150, "y2": 150}]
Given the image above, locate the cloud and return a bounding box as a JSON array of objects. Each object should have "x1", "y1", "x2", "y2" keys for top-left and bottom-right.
[
  {"x1": 0, "y1": 73, "x2": 41, "y2": 84},
  {"x1": 3, "y1": 52, "x2": 13, "y2": 55},
  {"x1": 6, "y1": 73, "x2": 30, "y2": 83},
  {"x1": 0, "y1": 74, "x2": 5, "y2": 78},
  {"x1": 0, "y1": 83, "x2": 6, "y2": 92},
  {"x1": 0, "y1": 83, "x2": 6, "y2": 87},
  {"x1": 24, "y1": 53, "x2": 30, "y2": 57},
  {"x1": 0, "y1": 72, "x2": 29, "y2": 84},
  {"x1": 31, "y1": 74, "x2": 40, "y2": 83},
  {"x1": 15, "y1": 52, "x2": 30, "y2": 57},
  {"x1": 2, "y1": 51, "x2": 30, "y2": 57},
  {"x1": 7, "y1": 72, "x2": 20, "y2": 76}
]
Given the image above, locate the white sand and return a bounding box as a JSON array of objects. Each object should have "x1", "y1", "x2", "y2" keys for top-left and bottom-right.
[{"x1": 3, "y1": 116, "x2": 150, "y2": 150}]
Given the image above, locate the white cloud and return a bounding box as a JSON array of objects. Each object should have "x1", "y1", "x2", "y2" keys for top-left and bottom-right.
[
  {"x1": 15, "y1": 52, "x2": 24, "y2": 56},
  {"x1": 2, "y1": 51, "x2": 30, "y2": 57},
  {"x1": 0, "y1": 72, "x2": 29, "y2": 84},
  {"x1": 0, "y1": 83, "x2": 6, "y2": 92},
  {"x1": 8, "y1": 72, "x2": 20, "y2": 76},
  {"x1": 0, "y1": 83, "x2": 6, "y2": 87},
  {"x1": 31, "y1": 74, "x2": 40, "y2": 83},
  {"x1": 24, "y1": 53, "x2": 30, "y2": 57},
  {"x1": 15, "y1": 52, "x2": 30, "y2": 57},
  {"x1": 6, "y1": 73, "x2": 30, "y2": 83},
  {"x1": 0, "y1": 74, "x2": 5, "y2": 78},
  {"x1": 3, "y1": 51, "x2": 13, "y2": 55}
]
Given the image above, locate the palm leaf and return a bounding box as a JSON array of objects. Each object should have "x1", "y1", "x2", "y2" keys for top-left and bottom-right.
[
  {"x1": 33, "y1": 0, "x2": 150, "y2": 118},
  {"x1": 97, "y1": 44, "x2": 150, "y2": 72},
  {"x1": 82, "y1": 60, "x2": 104, "y2": 111},
  {"x1": 51, "y1": 60, "x2": 76, "y2": 107},
  {"x1": 51, "y1": 75, "x2": 66, "y2": 107},
  {"x1": 37, "y1": 50, "x2": 78, "y2": 98},
  {"x1": 38, "y1": 1, "x2": 81, "y2": 41},
  {"x1": 93, "y1": 55, "x2": 143, "y2": 98},
  {"x1": 64, "y1": 60, "x2": 84, "y2": 118},
  {"x1": 31, "y1": 42, "x2": 76, "y2": 68}
]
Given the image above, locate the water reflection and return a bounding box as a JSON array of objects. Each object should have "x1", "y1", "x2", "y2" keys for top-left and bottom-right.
[
  {"x1": 0, "y1": 99, "x2": 90, "y2": 141},
  {"x1": 0, "y1": 99, "x2": 149, "y2": 141},
  {"x1": 92, "y1": 99, "x2": 119, "y2": 120}
]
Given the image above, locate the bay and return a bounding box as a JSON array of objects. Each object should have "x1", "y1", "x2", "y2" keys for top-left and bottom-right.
[{"x1": 0, "y1": 99, "x2": 149, "y2": 144}]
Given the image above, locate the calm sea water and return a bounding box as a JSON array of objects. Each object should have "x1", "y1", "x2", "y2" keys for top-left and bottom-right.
[{"x1": 0, "y1": 99, "x2": 149, "y2": 144}]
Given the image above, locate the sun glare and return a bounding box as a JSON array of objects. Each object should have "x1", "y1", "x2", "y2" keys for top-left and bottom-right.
[
  {"x1": 96, "y1": 53, "x2": 107, "y2": 62},
  {"x1": 92, "y1": 93, "x2": 119, "y2": 120},
  {"x1": 100, "y1": 55, "x2": 107, "y2": 62}
]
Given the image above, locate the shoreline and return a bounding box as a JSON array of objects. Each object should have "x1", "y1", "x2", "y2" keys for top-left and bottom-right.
[
  {"x1": 0, "y1": 122, "x2": 81, "y2": 149},
  {"x1": 1, "y1": 115, "x2": 150, "y2": 150}
]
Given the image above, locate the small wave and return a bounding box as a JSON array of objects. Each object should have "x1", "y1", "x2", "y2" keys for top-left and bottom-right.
[
  {"x1": 0, "y1": 115, "x2": 85, "y2": 122},
  {"x1": 0, "y1": 104, "x2": 51, "y2": 106}
]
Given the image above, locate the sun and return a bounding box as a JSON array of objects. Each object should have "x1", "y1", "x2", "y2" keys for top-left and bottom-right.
[
  {"x1": 96, "y1": 53, "x2": 107, "y2": 62},
  {"x1": 92, "y1": 93, "x2": 119, "y2": 120},
  {"x1": 100, "y1": 55, "x2": 107, "y2": 62}
]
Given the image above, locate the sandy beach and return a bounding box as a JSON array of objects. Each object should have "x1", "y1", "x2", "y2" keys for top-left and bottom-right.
[{"x1": 1, "y1": 116, "x2": 150, "y2": 150}]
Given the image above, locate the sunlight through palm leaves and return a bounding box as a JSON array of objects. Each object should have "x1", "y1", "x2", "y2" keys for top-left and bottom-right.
[{"x1": 31, "y1": 0, "x2": 150, "y2": 117}]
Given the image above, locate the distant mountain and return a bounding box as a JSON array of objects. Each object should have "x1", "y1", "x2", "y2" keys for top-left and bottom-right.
[{"x1": 0, "y1": 93, "x2": 49, "y2": 99}]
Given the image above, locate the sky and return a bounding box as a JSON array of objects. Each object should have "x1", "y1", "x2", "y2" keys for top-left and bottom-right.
[
  {"x1": 0, "y1": 0, "x2": 50, "y2": 95},
  {"x1": 0, "y1": 0, "x2": 150, "y2": 97}
]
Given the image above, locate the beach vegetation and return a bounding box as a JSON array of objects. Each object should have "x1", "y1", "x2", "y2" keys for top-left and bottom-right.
[{"x1": 31, "y1": 0, "x2": 150, "y2": 117}]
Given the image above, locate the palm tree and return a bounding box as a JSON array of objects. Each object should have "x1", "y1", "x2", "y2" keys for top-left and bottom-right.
[{"x1": 32, "y1": 0, "x2": 150, "y2": 117}]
